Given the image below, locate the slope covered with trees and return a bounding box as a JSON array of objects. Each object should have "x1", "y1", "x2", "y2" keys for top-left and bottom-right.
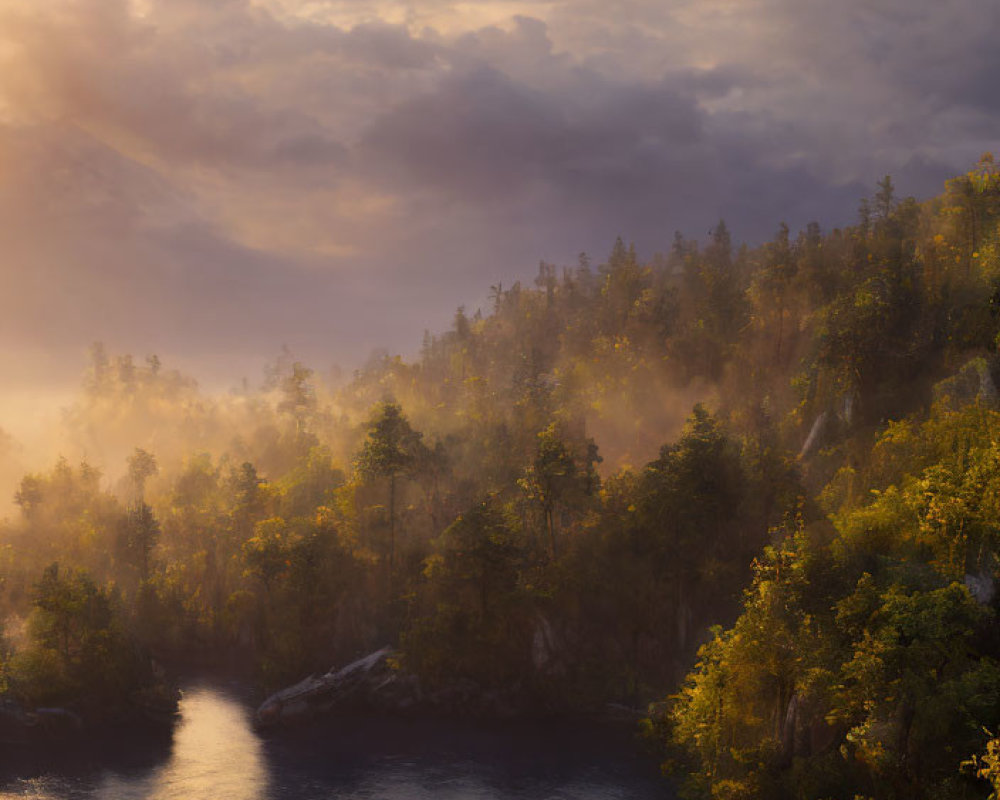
[{"x1": 0, "y1": 157, "x2": 998, "y2": 796}]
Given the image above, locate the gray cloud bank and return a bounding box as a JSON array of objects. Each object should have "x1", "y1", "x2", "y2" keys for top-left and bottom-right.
[{"x1": 0, "y1": 0, "x2": 995, "y2": 387}]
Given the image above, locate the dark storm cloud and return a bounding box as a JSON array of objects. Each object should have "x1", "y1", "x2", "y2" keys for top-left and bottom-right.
[
  {"x1": 846, "y1": 1, "x2": 1000, "y2": 115},
  {"x1": 361, "y1": 65, "x2": 705, "y2": 203},
  {"x1": 0, "y1": 123, "x2": 370, "y2": 370},
  {"x1": 0, "y1": 0, "x2": 996, "y2": 388}
]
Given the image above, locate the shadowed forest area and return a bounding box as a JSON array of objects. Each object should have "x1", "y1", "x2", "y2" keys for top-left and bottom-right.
[{"x1": 2, "y1": 157, "x2": 1000, "y2": 798}]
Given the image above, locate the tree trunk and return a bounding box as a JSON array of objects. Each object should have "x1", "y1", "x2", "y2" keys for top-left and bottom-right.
[
  {"x1": 389, "y1": 472, "x2": 396, "y2": 600},
  {"x1": 774, "y1": 301, "x2": 784, "y2": 366},
  {"x1": 546, "y1": 503, "x2": 557, "y2": 558},
  {"x1": 389, "y1": 473, "x2": 396, "y2": 584}
]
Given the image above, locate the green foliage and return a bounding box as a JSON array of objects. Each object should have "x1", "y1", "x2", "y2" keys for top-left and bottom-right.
[
  {"x1": 126, "y1": 448, "x2": 158, "y2": 501},
  {"x1": 518, "y1": 421, "x2": 600, "y2": 557},
  {"x1": 403, "y1": 496, "x2": 532, "y2": 688},
  {"x1": 242, "y1": 517, "x2": 295, "y2": 589},
  {"x1": 668, "y1": 395, "x2": 1000, "y2": 799},
  {"x1": 9, "y1": 563, "x2": 159, "y2": 719},
  {"x1": 355, "y1": 401, "x2": 427, "y2": 573},
  {"x1": 117, "y1": 502, "x2": 160, "y2": 583},
  {"x1": 965, "y1": 732, "x2": 1000, "y2": 799},
  {"x1": 3, "y1": 158, "x2": 1000, "y2": 781},
  {"x1": 354, "y1": 401, "x2": 424, "y2": 484}
]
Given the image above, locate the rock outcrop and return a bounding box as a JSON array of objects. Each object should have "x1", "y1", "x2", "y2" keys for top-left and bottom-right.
[
  {"x1": 256, "y1": 647, "x2": 542, "y2": 728},
  {"x1": 933, "y1": 356, "x2": 1000, "y2": 410},
  {"x1": 965, "y1": 571, "x2": 996, "y2": 605},
  {"x1": 256, "y1": 646, "x2": 414, "y2": 728}
]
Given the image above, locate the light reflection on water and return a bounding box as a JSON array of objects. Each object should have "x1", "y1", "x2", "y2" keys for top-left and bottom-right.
[
  {"x1": 0, "y1": 686, "x2": 669, "y2": 799},
  {"x1": 0, "y1": 687, "x2": 269, "y2": 800},
  {"x1": 96, "y1": 688, "x2": 270, "y2": 800}
]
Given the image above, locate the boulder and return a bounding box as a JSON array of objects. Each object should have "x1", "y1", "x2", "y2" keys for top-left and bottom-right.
[
  {"x1": 255, "y1": 647, "x2": 422, "y2": 727},
  {"x1": 965, "y1": 571, "x2": 996, "y2": 605},
  {"x1": 798, "y1": 411, "x2": 829, "y2": 460},
  {"x1": 933, "y1": 357, "x2": 999, "y2": 410}
]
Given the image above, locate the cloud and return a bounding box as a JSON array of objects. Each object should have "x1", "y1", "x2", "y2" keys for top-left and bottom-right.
[{"x1": 0, "y1": 0, "x2": 995, "y2": 391}]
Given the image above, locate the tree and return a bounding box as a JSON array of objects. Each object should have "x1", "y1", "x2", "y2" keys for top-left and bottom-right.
[
  {"x1": 354, "y1": 402, "x2": 425, "y2": 571},
  {"x1": 633, "y1": 405, "x2": 747, "y2": 653},
  {"x1": 751, "y1": 222, "x2": 797, "y2": 366},
  {"x1": 832, "y1": 581, "x2": 998, "y2": 797},
  {"x1": 242, "y1": 517, "x2": 292, "y2": 593},
  {"x1": 403, "y1": 496, "x2": 530, "y2": 688},
  {"x1": 966, "y1": 733, "x2": 1000, "y2": 800},
  {"x1": 413, "y1": 439, "x2": 451, "y2": 532},
  {"x1": 14, "y1": 564, "x2": 119, "y2": 705},
  {"x1": 119, "y1": 502, "x2": 160, "y2": 583},
  {"x1": 875, "y1": 174, "x2": 896, "y2": 220},
  {"x1": 518, "y1": 422, "x2": 601, "y2": 558},
  {"x1": 116, "y1": 449, "x2": 161, "y2": 585},
  {"x1": 519, "y1": 423, "x2": 577, "y2": 558},
  {"x1": 10, "y1": 563, "x2": 168, "y2": 718},
  {"x1": 229, "y1": 461, "x2": 268, "y2": 537},
  {"x1": 85, "y1": 341, "x2": 110, "y2": 395},
  {"x1": 127, "y1": 447, "x2": 158, "y2": 503},
  {"x1": 278, "y1": 362, "x2": 316, "y2": 435},
  {"x1": 14, "y1": 474, "x2": 43, "y2": 519}
]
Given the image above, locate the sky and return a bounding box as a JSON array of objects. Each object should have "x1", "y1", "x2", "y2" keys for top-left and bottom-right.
[{"x1": 0, "y1": 0, "x2": 997, "y2": 393}]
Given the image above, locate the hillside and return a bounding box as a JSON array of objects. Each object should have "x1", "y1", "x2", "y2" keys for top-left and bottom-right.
[{"x1": 1, "y1": 157, "x2": 999, "y2": 797}]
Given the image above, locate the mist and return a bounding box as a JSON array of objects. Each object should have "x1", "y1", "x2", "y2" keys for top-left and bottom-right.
[
  {"x1": 0, "y1": 0, "x2": 995, "y2": 391},
  {"x1": 2, "y1": 2, "x2": 1000, "y2": 798}
]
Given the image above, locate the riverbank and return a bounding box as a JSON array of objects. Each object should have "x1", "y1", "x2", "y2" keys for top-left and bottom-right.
[
  {"x1": 0, "y1": 683, "x2": 673, "y2": 800},
  {"x1": 254, "y1": 646, "x2": 652, "y2": 732}
]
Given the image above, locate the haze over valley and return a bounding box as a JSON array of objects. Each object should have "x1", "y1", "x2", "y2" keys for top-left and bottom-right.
[{"x1": 1, "y1": 3, "x2": 1000, "y2": 800}]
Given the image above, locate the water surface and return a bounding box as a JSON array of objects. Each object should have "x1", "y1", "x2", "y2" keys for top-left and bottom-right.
[{"x1": 0, "y1": 685, "x2": 671, "y2": 799}]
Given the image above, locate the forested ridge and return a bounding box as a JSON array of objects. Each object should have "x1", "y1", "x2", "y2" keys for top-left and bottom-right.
[{"x1": 2, "y1": 157, "x2": 1000, "y2": 797}]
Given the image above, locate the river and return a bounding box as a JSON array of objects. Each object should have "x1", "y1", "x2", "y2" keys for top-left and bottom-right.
[{"x1": 0, "y1": 685, "x2": 673, "y2": 799}]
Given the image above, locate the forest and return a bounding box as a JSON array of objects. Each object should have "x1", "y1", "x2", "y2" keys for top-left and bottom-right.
[{"x1": 1, "y1": 155, "x2": 1000, "y2": 799}]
